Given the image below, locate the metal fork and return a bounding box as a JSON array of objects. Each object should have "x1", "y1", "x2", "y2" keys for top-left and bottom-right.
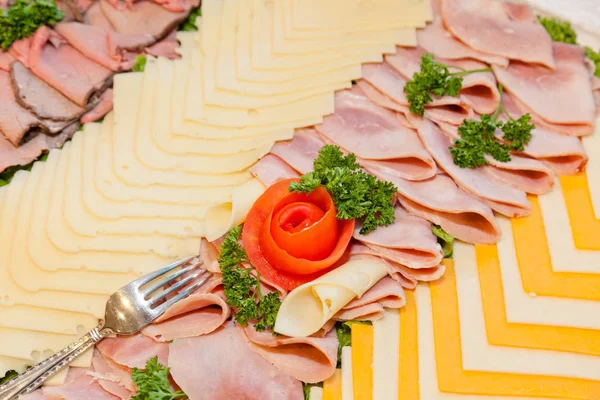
[{"x1": 0, "y1": 256, "x2": 211, "y2": 400}]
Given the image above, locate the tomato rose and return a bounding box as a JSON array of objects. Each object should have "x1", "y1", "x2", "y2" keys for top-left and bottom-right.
[{"x1": 242, "y1": 178, "x2": 354, "y2": 290}]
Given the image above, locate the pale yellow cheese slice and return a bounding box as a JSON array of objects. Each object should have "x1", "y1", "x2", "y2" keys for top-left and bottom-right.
[
  {"x1": 27, "y1": 151, "x2": 184, "y2": 276},
  {"x1": 341, "y1": 346, "x2": 354, "y2": 400},
  {"x1": 204, "y1": 178, "x2": 266, "y2": 241},
  {"x1": 0, "y1": 305, "x2": 97, "y2": 335},
  {"x1": 45, "y1": 142, "x2": 200, "y2": 256},
  {"x1": 274, "y1": 255, "x2": 389, "y2": 337},
  {"x1": 134, "y1": 58, "x2": 273, "y2": 173}
]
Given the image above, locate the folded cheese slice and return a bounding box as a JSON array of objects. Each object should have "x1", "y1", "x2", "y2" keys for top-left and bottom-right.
[{"x1": 274, "y1": 255, "x2": 388, "y2": 337}]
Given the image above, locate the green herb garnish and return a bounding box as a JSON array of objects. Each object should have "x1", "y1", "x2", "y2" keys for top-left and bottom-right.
[
  {"x1": 0, "y1": 370, "x2": 18, "y2": 384},
  {"x1": 404, "y1": 53, "x2": 491, "y2": 116},
  {"x1": 0, "y1": 149, "x2": 51, "y2": 186},
  {"x1": 0, "y1": 0, "x2": 64, "y2": 50},
  {"x1": 585, "y1": 47, "x2": 600, "y2": 78},
  {"x1": 219, "y1": 226, "x2": 281, "y2": 332},
  {"x1": 334, "y1": 321, "x2": 371, "y2": 368},
  {"x1": 303, "y1": 382, "x2": 323, "y2": 400},
  {"x1": 179, "y1": 6, "x2": 201, "y2": 32},
  {"x1": 289, "y1": 145, "x2": 397, "y2": 235},
  {"x1": 131, "y1": 357, "x2": 186, "y2": 400},
  {"x1": 132, "y1": 55, "x2": 147, "y2": 73},
  {"x1": 450, "y1": 84, "x2": 534, "y2": 168},
  {"x1": 537, "y1": 15, "x2": 577, "y2": 44},
  {"x1": 432, "y1": 225, "x2": 454, "y2": 258}
]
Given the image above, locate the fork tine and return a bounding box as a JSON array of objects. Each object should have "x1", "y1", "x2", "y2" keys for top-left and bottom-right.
[
  {"x1": 133, "y1": 256, "x2": 195, "y2": 287},
  {"x1": 141, "y1": 263, "x2": 197, "y2": 297},
  {"x1": 149, "y1": 270, "x2": 210, "y2": 306},
  {"x1": 151, "y1": 273, "x2": 212, "y2": 317}
]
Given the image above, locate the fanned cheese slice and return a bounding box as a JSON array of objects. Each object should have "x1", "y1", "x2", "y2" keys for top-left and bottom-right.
[
  {"x1": 204, "y1": 178, "x2": 266, "y2": 241},
  {"x1": 274, "y1": 255, "x2": 388, "y2": 337}
]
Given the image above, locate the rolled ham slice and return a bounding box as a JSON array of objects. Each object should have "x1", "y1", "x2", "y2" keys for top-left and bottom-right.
[
  {"x1": 96, "y1": 333, "x2": 169, "y2": 369},
  {"x1": 493, "y1": 43, "x2": 596, "y2": 136},
  {"x1": 410, "y1": 117, "x2": 530, "y2": 217},
  {"x1": 241, "y1": 324, "x2": 338, "y2": 383},
  {"x1": 270, "y1": 128, "x2": 324, "y2": 174},
  {"x1": 315, "y1": 90, "x2": 436, "y2": 181},
  {"x1": 249, "y1": 154, "x2": 300, "y2": 187},
  {"x1": 449, "y1": 58, "x2": 501, "y2": 115},
  {"x1": 353, "y1": 206, "x2": 443, "y2": 269},
  {"x1": 334, "y1": 277, "x2": 406, "y2": 321},
  {"x1": 435, "y1": 120, "x2": 555, "y2": 195},
  {"x1": 440, "y1": 0, "x2": 554, "y2": 69},
  {"x1": 169, "y1": 322, "x2": 303, "y2": 400}
]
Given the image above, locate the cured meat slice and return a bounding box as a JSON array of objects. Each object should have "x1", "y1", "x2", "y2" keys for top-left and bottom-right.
[
  {"x1": 449, "y1": 58, "x2": 501, "y2": 115},
  {"x1": 42, "y1": 367, "x2": 116, "y2": 399},
  {"x1": 81, "y1": 89, "x2": 114, "y2": 124},
  {"x1": 169, "y1": 323, "x2": 303, "y2": 400},
  {"x1": 250, "y1": 154, "x2": 300, "y2": 187},
  {"x1": 89, "y1": 349, "x2": 134, "y2": 400},
  {"x1": 96, "y1": 333, "x2": 169, "y2": 369},
  {"x1": 334, "y1": 276, "x2": 406, "y2": 321},
  {"x1": 417, "y1": 18, "x2": 508, "y2": 67},
  {"x1": 142, "y1": 277, "x2": 231, "y2": 342},
  {"x1": 11, "y1": 61, "x2": 84, "y2": 121},
  {"x1": 9, "y1": 37, "x2": 31, "y2": 68},
  {"x1": 411, "y1": 117, "x2": 530, "y2": 217},
  {"x1": 315, "y1": 90, "x2": 436, "y2": 181},
  {"x1": 353, "y1": 206, "x2": 442, "y2": 269},
  {"x1": 593, "y1": 76, "x2": 600, "y2": 116},
  {"x1": 270, "y1": 128, "x2": 324, "y2": 174},
  {"x1": 199, "y1": 238, "x2": 220, "y2": 273},
  {"x1": 145, "y1": 29, "x2": 180, "y2": 59},
  {"x1": 150, "y1": 0, "x2": 199, "y2": 13},
  {"x1": 17, "y1": 391, "x2": 49, "y2": 400},
  {"x1": 435, "y1": 120, "x2": 555, "y2": 195},
  {"x1": 29, "y1": 26, "x2": 113, "y2": 107},
  {"x1": 242, "y1": 324, "x2": 338, "y2": 383},
  {"x1": 493, "y1": 43, "x2": 596, "y2": 136},
  {"x1": 440, "y1": 0, "x2": 554, "y2": 68},
  {"x1": 0, "y1": 50, "x2": 15, "y2": 72},
  {"x1": 84, "y1": 1, "x2": 114, "y2": 27}
]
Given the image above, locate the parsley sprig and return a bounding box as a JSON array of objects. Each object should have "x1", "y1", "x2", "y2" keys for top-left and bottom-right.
[
  {"x1": 585, "y1": 47, "x2": 600, "y2": 78},
  {"x1": 450, "y1": 84, "x2": 534, "y2": 168},
  {"x1": 219, "y1": 226, "x2": 281, "y2": 332},
  {"x1": 289, "y1": 145, "x2": 397, "y2": 235},
  {"x1": 178, "y1": 5, "x2": 201, "y2": 32},
  {"x1": 404, "y1": 53, "x2": 491, "y2": 116},
  {"x1": 131, "y1": 357, "x2": 186, "y2": 400},
  {"x1": 432, "y1": 225, "x2": 454, "y2": 258},
  {"x1": 537, "y1": 16, "x2": 577, "y2": 44},
  {"x1": 0, "y1": 0, "x2": 64, "y2": 50}
]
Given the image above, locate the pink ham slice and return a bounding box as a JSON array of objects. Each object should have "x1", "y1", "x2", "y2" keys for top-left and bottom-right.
[
  {"x1": 592, "y1": 76, "x2": 600, "y2": 116},
  {"x1": 18, "y1": 391, "x2": 49, "y2": 400},
  {"x1": 0, "y1": 50, "x2": 15, "y2": 71},
  {"x1": 449, "y1": 58, "x2": 501, "y2": 115},
  {"x1": 315, "y1": 90, "x2": 436, "y2": 181},
  {"x1": 29, "y1": 26, "x2": 113, "y2": 107},
  {"x1": 241, "y1": 323, "x2": 338, "y2": 383},
  {"x1": 9, "y1": 37, "x2": 31, "y2": 68},
  {"x1": 199, "y1": 238, "x2": 220, "y2": 273},
  {"x1": 142, "y1": 277, "x2": 231, "y2": 342},
  {"x1": 89, "y1": 349, "x2": 134, "y2": 400},
  {"x1": 270, "y1": 128, "x2": 324, "y2": 174},
  {"x1": 81, "y1": 89, "x2": 114, "y2": 124},
  {"x1": 334, "y1": 277, "x2": 406, "y2": 321},
  {"x1": 145, "y1": 29, "x2": 180, "y2": 59},
  {"x1": 42, "y1": 367, "x2": 117, "y2": 399},
  {"x1": 440, "y1": 0, "x2": 554, "y2": 69},
  {"x1": 410, "y1": 116, "x2": 530, "y2": 217},
  {"x1": 249, "y1": 154, "x2": 300, "y2": 187},
  {"x1": 96, "y1": 333, "x2": 169, "y2": 369},
  {"x1": 353, "y1": 206, "x2": 443, "y2": 269},
  {"x1": 493, "y1": 43, "x2": 596, "y2": 136},
  {"x1": 169, "y1": 322, "x2": 303, "y2": 400},
  {"x1": 435, "y1": 120, "x2": 555, "y2": 195}
]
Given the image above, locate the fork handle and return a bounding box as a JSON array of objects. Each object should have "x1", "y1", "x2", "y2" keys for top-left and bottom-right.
[{"x1": 0, "y1": 323, "x2": 111, "y2": 400}]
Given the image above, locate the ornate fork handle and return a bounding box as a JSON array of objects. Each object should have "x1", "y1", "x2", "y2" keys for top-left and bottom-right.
[{"x1": 0, "y1": 323, "x2": 111, "y2": 400}]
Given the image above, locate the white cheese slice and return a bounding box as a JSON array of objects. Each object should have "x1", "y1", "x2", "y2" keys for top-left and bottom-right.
[
  {"x1": 0, "y1": 328, "x2": 94, "y2": 363},
  {"x1": 0, "y1": 357, "x2": 84, "y2": 385},
  {"x1": 274, "y1": 255, "x2": 389, "y2": 337},
  {"x1": 372, "y1": 309, "x2": 400, "y2": 400},
  {"x1": 341, "y1": 346, "x2": 354, "y2": 400},
  {"x1": 134, "y1": 58, "x2": 273, "y2": 173},
  {"x1": 309, "y1": 386, "x2": 324, "y2": 400},
  {"x1": 45, "y1": 142, "x2": 200, "y2": 256},
  {"x1": 204, "y1": 178, "x2": 266, "y2": 241},
  {"x1": 27, "y1": 151, "x2": 183, "y2": 276},
  {"x1": 582, "y1": 117, "x2": 600, "y2": 218},
  {"x1": 0, "y1": 305, "x2": 97, "y2": 335}
]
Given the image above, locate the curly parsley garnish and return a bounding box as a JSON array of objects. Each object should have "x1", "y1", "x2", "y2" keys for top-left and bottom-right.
[
  {"x1": 585, "y1": 47, "x2": 600, "y2": 78},
  {"x1": 432, "y1": 225, "x2": 454, "y2": 258},
  {"x1": 131, "y1": 357, "x2": 186, "y2": 400},
  {"x1": 178, "y1": 5, "x2": 201, "y2": 32},
  {"x1": 132, "y1": 55, "x2": 147, "y2": 73},
  {"x1": 537, "y1": 15, "x2": 577, "y2": 44},
  {"x1": 449, "y1": 84, "x2": 534, "y2": 168},
  {"x1": 219, "y1": 226, "x2": 281, "y2": 332},
  {"x1": 0, "y1": 0, "x2": 64, "y2": 50},
  {"x1": 404, "y1": 53, "x2": 491, "y2": 116},
  {"x1": 289, "y1": 145, "x2": 397, "y2": 235}
]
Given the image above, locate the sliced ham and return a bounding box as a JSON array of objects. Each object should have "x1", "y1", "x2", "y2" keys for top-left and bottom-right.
[
  {"x1": 42, "y1": 367, "x2": 117, "y2": 399},
  {"x1": 334, "y1": 277, "x2": 406, "y2": 321},
  {"x1": 352, "y1": 81, "x2": 414, "y2": 128},
  {"x1": 241, "y1": 324, "x2": 338, "y2": 383},
  {"x1": 142, "y1": 277, "x2": 230, "y2": 342},
  {"x1": 493, "y1": 43, "x2": 596, "y2": 136},
  {"x1": 18, "y1": 391, "x2": 49, "y2": 400},
  {"x1": 449, "y1": 58, "x2": 501, "y2": 115},
  {"x1": 84, "y1": 1, "x2": 114, "y2": 27},
  {"x1": 9, "y1": 37, "x2": 31, "y2": 67},
  {"x1": 440, "y1": 0, "x2": 554, "y2": 69},
  {"x1": 145, "y1": 29, "x2": 180, "y2": 59},
  {"x1": 96, "y1": 333, "x2": 169, "y2": 369},
  {"x1": 199, "y1": 238, "x2": 220, "y2": 273},
  {"x1": 410, "y1": 117, "x2": 530, "y2": 217},
  {"x1": 315, "y1": 90, "x2": 436, "y2": 181},
  {"x1": 593, "y1": 76, "x2": 600, "y2": 116},
  {"x1": 0, "y1": 50, "x2": 15, "y2": 71},
  {"x1": 29, "y1": 26, "x2": 113, "y2": 107},
  {"x1": 169, "y1": 322, "x2": 303, "y2": 400},
  {"x1": 150, "y1": 0, "x2": 198, "y2": 13},
  {"x1": 249, "y1": 154, "x2": 300, "y2": 187},
  {"x1": 81, "y1": 89, "x2": 114, "y2": 123},
  {"x1": 89, "y1": 349, "x2": 134, "y2": 400},
  {"x1": 270, "y1": 128, "x2": 324, "y2": 174},
  {"x1": 11, "y1": 61, "x2": 85, "y2": 121},
  {"x1": 353, "y1": 206, "x2": 442, "y2": 269}
]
